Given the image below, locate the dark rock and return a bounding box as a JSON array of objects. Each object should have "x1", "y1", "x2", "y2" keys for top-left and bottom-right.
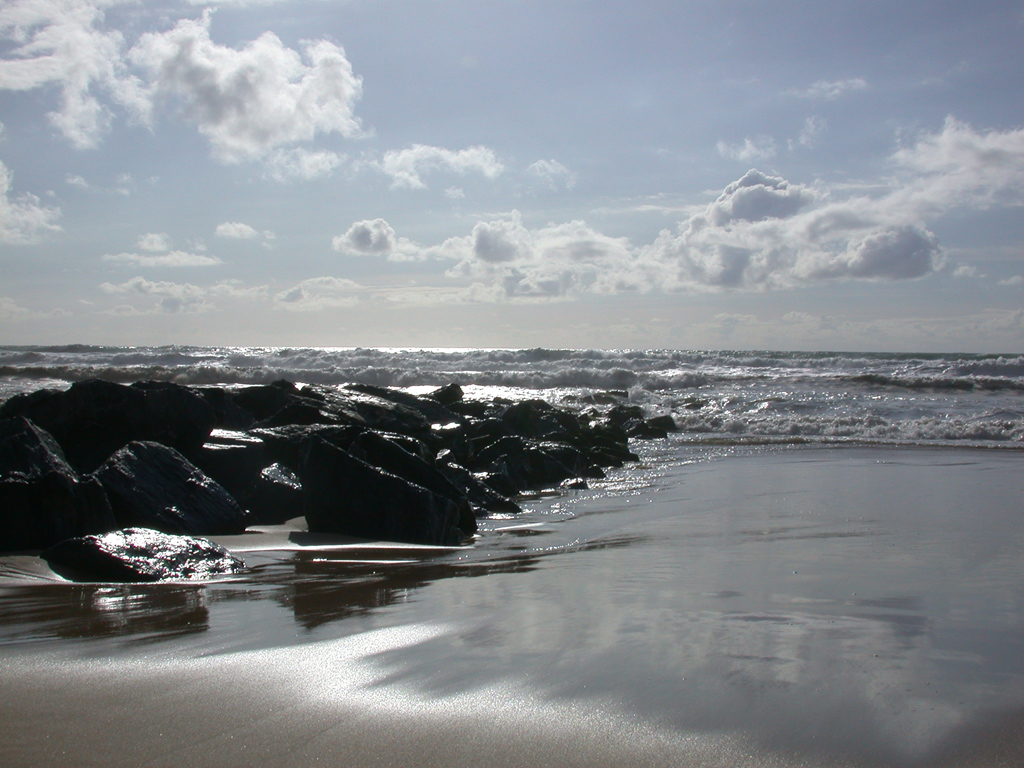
[
  {"x1": 230, "y1": 380, "x2": 307, "y2": 421},
  {"x1": 473, "y1": 435, "x2": 578, "y2": 491},
  {"x1": 0, "y1": 379, "x2": 216, "y2": 473},
  {"x1": 337, "y1": 382, "x2": 463, "y2": 427},
  {"x1": 436, "y1": 459, "x2": 522, "y2": 515},
  {"x1": 189, "y1": 430, "x2": 268, "y2": 503},
  {"x1": 347, "y1": 430, "x2": 476, "y2": 535},
  {"x1": 646, "y1": 414, "x2": 678, "y2": 432},
  {"x1": 196, "y1": 387, "x2": 256, "y2": 430},
  {"x1": 299, "y1": 436, "x2": 466, "y2": 546},
  {"x1": 607, "y1": 404, "x2": 646, "y2": 426},
  {"x1": 0, "y1": 417, "x2": 116, "y2": 551},
  {"x1": 500, "y1": 399, "x2": 583, "y2": 441},
  {"x1": 95, "y1": 441, "x2": 249, "y2": 536},
  {"x1": 41, "y1": 527, "x2": 245, "y2": 582},
  {"x1": 250, "y1": 424, "x2": 365, "y2": 469},
  {"x1": 426, "y1": 382, "x2": 464, "y2": 406},
  {"x1": 246, "y1": 463, "x2": 304, "y2": 524}
]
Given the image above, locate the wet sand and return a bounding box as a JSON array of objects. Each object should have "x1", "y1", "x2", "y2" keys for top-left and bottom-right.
[{"x1": 1, "y1": 444, "x2": 1023, "y2": 767}]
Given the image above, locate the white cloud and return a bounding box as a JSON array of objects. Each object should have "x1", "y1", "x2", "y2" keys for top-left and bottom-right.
[
  {"x1": 793, "y1": 115, "x2": 827, "y2": 150},
  {"x1": 380, "y1": 144, "x2": 504, "y2": 189},
  {"x1": 273, "y1": 276, "x2": 362, "y2": 311},
  {"x1": 98, "y1": 275, "x2": 265, "y2": 312},
  {"x1": 435, "y1": 211, "x2": 637, "y2": 298},
  {"x1": 0, "y1": 0, "x2": 149, "y2": 148},
  {"x1": 129, "y1": 10, "x2": 363, "y2": 164},
  {"x1": 890, "y1": 116, "x2": 1024, "y2": 212},
  {"x1": 788, "y1": 78, "x2": 868, "y2": 100},
  {"x1": 527, "y1": 159, "x2": 577, "y2": 190},
  {"x1": 331, "y1": 218, "x2": 421, "y2": 261},
  {"x1": 215, "y1": 221, "x2": 258, "y2": 239},
  {"x1": 999, "y1": 275, "x2": 1024, "y2": 286},
  {"x1": 0, "y1": 158, "x2": 62, "y2": 243},
  {"x1": 136, "y1": 232, "x2": 171, "y2": 252},
  {"x1": 716, "y1": 136, "x2": 777, "y2": 162},
  {"x1": 102, "y1": 250, "x2": 223, "y2": 267},
  {"x1": 264, "y1": 147, "x2": 346, "y2": 181},
  {"x1": 952, "y1": 265, "x2": 981, "y2": 278},
  {"x1": 100, "y1": 276, "x2": 210, "y2": 312}
]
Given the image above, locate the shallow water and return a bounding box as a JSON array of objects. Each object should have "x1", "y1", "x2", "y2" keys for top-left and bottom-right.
[{"x1": 1, "y1": 442, "x2": 1023, "y2": 767}]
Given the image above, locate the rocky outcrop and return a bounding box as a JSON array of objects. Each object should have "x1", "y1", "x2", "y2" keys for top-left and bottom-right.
[
  {"x1": 0, "y1": 417, "x2": 115, "y2": 551},
  {"x1": 41, "y1": 527, "x2": 244, "y2": 582},
  {"x1": 0, "y1": 379, "x2": 215, "y2": 473},
  {"x1": 300, "y1": 436, "x2": 466, "y2": 547},
  {"x1": 0, "y1": 377, "x2": 663, "y2": 559},
  {"x1": 95, "y1": 441, "x2": 249, "y2": 536}
]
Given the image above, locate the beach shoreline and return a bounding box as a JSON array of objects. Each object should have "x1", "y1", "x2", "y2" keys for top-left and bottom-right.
[{"x1": 2, "y1": 443, "x2": 1022, "y2": 767}]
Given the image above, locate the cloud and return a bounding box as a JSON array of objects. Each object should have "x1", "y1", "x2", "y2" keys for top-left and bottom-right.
[
  {"x1": 379, "y1": 144, "x2": 504, "y2": 189},
  {"x1": 999, "y1": 275, "x2": 1024, "y2": 286},
  {"x1": 273, "y1": 276, "x2": 362, "y2": 311},
  {"x1": 331, "y1": 218, "x2": 422, "y2": 261},
  {"x1": 0, "y1": 0, "x2": 149, "y2": 148},
  {"x1": 215, "y1": 222, "x2": 257, "y2": 239},
  {"x1": 0, "y1": 295, "x2": 70, "y2": 321},
  {"x1": 889, "y1": 116, "x2": 1024, "y2": 211},
  {"x1": 100, "y1": 276, "x2": 210, "y2": 312},
  {"x1": 129, "y1": 9, "x2": 363, "y2": 163},
  {"x1": 102, "y1": 250, "x2": 223, "y2": 267},
  {"x1": 788, "y1": 78, "x2": 868, "y2": 100},
  {"x1": 793, "y1": 116, "x2": 827, "y2": 150},
  {"x1": 716, "y1": 136, "x2": 777, "y2": 162},
  {"x1": 0, "y1": 159, "x2": 62, "y2": 243},
  {"x1": 137, "y1": 232, "x2": 171, "y2": 251},
  {"x1": 98, "y1": 275, "x2": 265, "y2": 312},
  {"x1": 527, "y1": 159, "x2": 577, "y2": 190},
  {"x1": 435, "y1": 211, "x2": 637, "y2": 298},
  {"x1": 264, "y1": 147, "x2": 346, "y2": 181}
]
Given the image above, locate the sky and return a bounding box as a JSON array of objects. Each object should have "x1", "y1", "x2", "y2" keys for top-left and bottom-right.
[{"x1": 1, "y1": 0, "x2": 1023, "y2": 352}]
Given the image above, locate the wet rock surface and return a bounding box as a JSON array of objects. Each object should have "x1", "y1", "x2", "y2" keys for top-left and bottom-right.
[
  {"x1": 0, "y1": 377, "x2": 670, "y2": 561},
  {"x1": 41, "y1": 527, "x2": 245, "y2": 582}
]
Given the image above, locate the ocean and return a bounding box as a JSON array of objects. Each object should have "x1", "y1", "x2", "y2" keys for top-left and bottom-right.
[{"x1": 1, "y1": 345, "x2": 1023, "y2": 767}]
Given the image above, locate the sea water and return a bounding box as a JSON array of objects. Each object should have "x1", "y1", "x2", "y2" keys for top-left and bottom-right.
[{"x1": 0, "y1": 346, "x2": 1023, "y2": 767}]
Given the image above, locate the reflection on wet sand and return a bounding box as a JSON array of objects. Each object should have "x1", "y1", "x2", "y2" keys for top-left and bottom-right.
[{"x1": 0, "y1": 583, "x2": 208, "y2": 642}]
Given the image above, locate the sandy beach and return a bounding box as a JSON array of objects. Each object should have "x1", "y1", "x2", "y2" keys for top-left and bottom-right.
[{"x1": 2, "y1": 443, "x2": 1023, "y2": 767}]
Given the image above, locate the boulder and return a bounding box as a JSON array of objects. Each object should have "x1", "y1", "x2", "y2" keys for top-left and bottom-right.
[
  {"x1": 0, "y1": 417, "x2": 115, "y2": 551},
  {"x1": 347, "y1": 430, "x2": 476, "y2": 534},
  {"x1": 299, "y1": 436, "x2": 466, "y2": 546},
  {"x1": 0, "y1": 379, "x2": 216, "y2": 473},
  {"x1": 41, "y1": 527, "x2": 245, "y2": 582},
  {"x1": 426, "y1": 382, "x2": 464, "y2": 406},
  {"x1": 95, "y1": 441, "x2": 249, "y2": 536},
  {"x1": 245, "y1": 463, "x2": 304, "y2": 524}
]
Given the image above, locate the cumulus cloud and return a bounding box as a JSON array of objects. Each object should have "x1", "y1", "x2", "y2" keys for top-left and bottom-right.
[
  {"x1": 527, "y1": 159, "x2": 577, "y2": 190},
  {"x1": 435, "y1": 211, "x2": 636, "y2": 298},
  {"x1": 788, "y1": 78, "x2": 868, "y2": 100},
  {"x1": 215, "y1": 222, "x2": 257, "y2": 239},
  {"x1": 273, "y1": 276, "x2": 362, "y2": 311},
  {"x1": 0, "y1": 3, "x2": 363, "y2": 169},
  {"x1": 0, "y1": 159, "x2": 62, "y2": 243},
  {"x1": 380, "y1": 144, "x2": 504, "y2": 189},
  {"x1": 0, "y1": 0, "x2": 149, "y2": 148},
  {"x1": 331, "y1": 218, "x2": 421, "y2": 261},
  {"x1": 130, "y1": 11, "x2": 363, "y2": 164}
]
